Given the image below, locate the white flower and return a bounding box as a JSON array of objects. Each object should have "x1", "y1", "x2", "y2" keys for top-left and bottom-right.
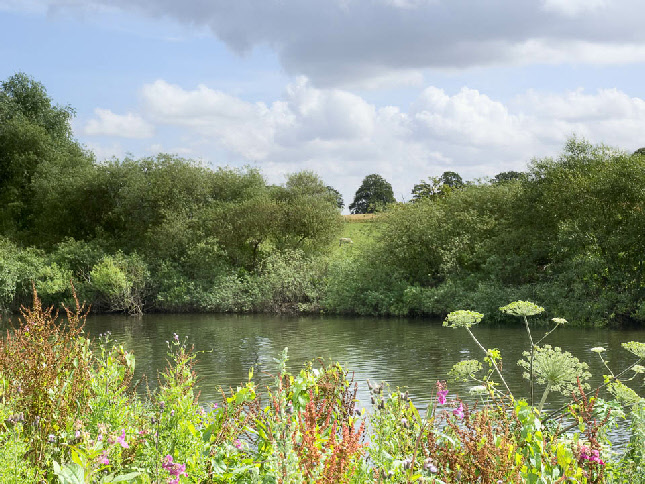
[
  {"x1": 590, "y1": 347, "x2": 606, "y2": 354},
  {"x1": 632, "y1": 364, "x2": 645, "y2": 374},
  {"x1": 468, "y1": 385, "x2": 488, "y2": 395}
]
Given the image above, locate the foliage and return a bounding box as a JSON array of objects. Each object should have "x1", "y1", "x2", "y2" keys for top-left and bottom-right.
[
  {"x1": 411, "y1": 171, "x2": 464, "y2": 202},
  {"x1": 348, "y1": 173, "x2": 395, "y2": 214}
]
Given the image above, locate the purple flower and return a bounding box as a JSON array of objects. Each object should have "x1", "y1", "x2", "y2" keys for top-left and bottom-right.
[
  {"x1": 116, "y1": 429, "x2": 129, "y2": 449},
  {"x1": 234, "y1": 439, "x2": 242, "y2": 449},
  {"x1": 437, "y1": 390, "x2": 448, "y2": 405},
  {"x1": 98, "y1": 453, "x2": 110, "y2": 465},
  {"x1": 162, "y1": 455, "x2": 187, "y2": 479},
  {"x1": 579, "y1": 446, "x2": 604, "y2": 465},
  {"x1": 173, "y1": 333, "x2": 179, "y2": 342},
  {"x1": 453, "y1": 402, "x2": 464, "y2": 419}
]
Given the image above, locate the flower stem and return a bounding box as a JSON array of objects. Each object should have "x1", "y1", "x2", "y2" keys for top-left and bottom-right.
[
  {"x1": 465, "y1": 327, "x2": 512, "y2": 397},
  {"x1": 537, "y1": 382, "x2": 551, "y2": 414},
  {"x1": 523, "y1": 315, "x2": 535, "y2": 406}
]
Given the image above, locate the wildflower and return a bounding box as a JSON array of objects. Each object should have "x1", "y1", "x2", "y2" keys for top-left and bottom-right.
[
  {"x1": 437, "y1": 390, "x2": 448, "y2": 405},
  {"x1": 48, "y1": 434, "x2": 56, "y2": 443},
  {"x1": 234, "y1": 439, "x2": 243, "y2": 450},
  {"x1": 469, "y1": 385, "x2": 487, "y2": 395},
  {"x1": 453, "y1": 402, "x2": 464, "y2": 419},
  {"x1": 98, "y1": 453, "x2": 109, "y2": 465},
  {"x1": 499, "y1": 301, "x2": 544, "y2": 317},
  {"x1": 518, "y1": 345, "x2": 591, "y2": 396},
  {"x1": 632, "y1": 364, "x2": 645, "y2": 374},
  {"x1": 173, "y1": 333, "x2": 179, "y2": 342},
  {"x1": 579, "y1": 445, "x2": 604, "y2": 465},
  {"x1": 75, "y1": 430, "x2": 81, "y2": 440},
  {"x1": 423, "y1": 457, "x2": 438, "y2": 474},
  {"x1": 443, "y1": 310, "x2": 484, "y2": 329},
  {"x1": 116, "y1": 429, "x2": 129, "y2": 449},
  {"x1": 622, "y1": 341, "x2": 645, "y2": 359},
  {"x1": 552, "y1": 317, "x2": 567, "y2": 325},
  {"x1": 162, "y1": 455, "x2": 187, "y2": 481},
  {"x1": 590, "y1": 347, "x2": 606, "y2": 354}
]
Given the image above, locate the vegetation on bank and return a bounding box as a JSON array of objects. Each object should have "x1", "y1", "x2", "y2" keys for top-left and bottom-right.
[
  {"x1": 2, "y1": 72, "x2": 645, "y2": 326},
  {"x1": 1, "y1": 293, "x2": 645, "y2": 482}
]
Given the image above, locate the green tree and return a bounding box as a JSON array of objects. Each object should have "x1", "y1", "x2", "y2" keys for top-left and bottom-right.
[
  {"x1": 0, "y1": 72, "x2": 93, "y2": 243},
  {"x1": 349, "y1": 174, "x2": 395, "y2": 214},
  {"x1": 440, "y1": 171, "x2": 464, "y2": 188},
  {"x1": 273, "y1": 172, "x2": 343, "y2": 251},
  {"x1": 491, "y1": 171, "x2": 523, "y2": 184},
  {"x1": 411, "y1": 171, "x2": 464, "y2": 202},
  {"x1": 326, "y1": 185, "x2": 344, "y2": 209}
]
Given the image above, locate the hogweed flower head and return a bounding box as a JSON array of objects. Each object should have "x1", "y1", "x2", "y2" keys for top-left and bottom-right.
[
  {"x1": 499, "y1": 301, "x2": 544, "y2": 318},
  {"x1": 448, "y1": 359, "x2": 482, "y2": 382},
  {"x1": 443, "y1": 310, "x2": 483, "y2": 329},
  {"x1": 551, "y1": 317, "x2": 567, "y2": 325},
  {"x1": 622, "y1": 341, "x2": 645, "y2": 359},
  {"x1": 632, "y1": 364, "x2": 645, "y2": 374},
  {"x1": 590, "y1": 347, "x2": 606, "y2": 354},
  {"x1": 518, "y1": 345, "x2": 591, "y2": 396}
]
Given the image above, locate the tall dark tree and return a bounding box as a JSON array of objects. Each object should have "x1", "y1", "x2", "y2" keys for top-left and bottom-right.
[
  {"x1": 326, "y1": 185, "x2": 344, "y2": 210},
  {"x1": 349, "y1": 174, "x2": 395, "y2": 214},
  {"x1": 439, "y1": 171, "x2": 464, "y2": 188},
  {"x1": 411, "y1": 171, "x2": 464, "y2": 202},
  {"x1": 492, "y1": 171, "x2": 523, "y2": 184},
  {"x1": 0, "y1": 72, "x2": 93, "y2": 242}
]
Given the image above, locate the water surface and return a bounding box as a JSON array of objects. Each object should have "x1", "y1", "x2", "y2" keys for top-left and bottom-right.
[{"x1": 82, "y1": 313, "x2": 645, "y2": 416}]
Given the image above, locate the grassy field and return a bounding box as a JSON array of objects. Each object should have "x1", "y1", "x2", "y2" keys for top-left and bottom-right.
[{"x1": 330, "y1": 215, "x2": 381, "y2": 256}]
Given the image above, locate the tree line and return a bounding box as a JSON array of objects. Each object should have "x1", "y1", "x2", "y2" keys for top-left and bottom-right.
[
  {"x1": 0, "y1": 73, "x2": 342, "y2": 314},
  {"x1": 333, "y1": 139, "x2": 645, "y2": 325},
  {"x1": 2, "y1": 73, "x2": 645, "y2": 326}
]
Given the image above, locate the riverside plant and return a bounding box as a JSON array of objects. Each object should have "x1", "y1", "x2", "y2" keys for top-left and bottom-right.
[{"x1": 2, "y1": 292, "x2": 645, "y2": 483}]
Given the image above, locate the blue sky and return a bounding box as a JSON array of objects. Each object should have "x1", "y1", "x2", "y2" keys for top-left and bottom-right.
[{"x1": 2, "y1": 0, "x2": 645, "y2": 205}]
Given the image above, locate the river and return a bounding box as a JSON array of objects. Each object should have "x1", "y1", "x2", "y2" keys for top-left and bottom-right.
[{"x1": 82, "y1": 313, "x2": 645, "y2": 418}]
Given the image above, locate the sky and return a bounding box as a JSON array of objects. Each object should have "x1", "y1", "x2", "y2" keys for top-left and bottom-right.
[{"x1": 2, "y1": 0, "x2": 645, "y2": 207}]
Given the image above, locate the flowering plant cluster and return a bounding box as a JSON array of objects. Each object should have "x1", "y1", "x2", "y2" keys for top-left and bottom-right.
[{"x1": 1, "y1": 292, "x2": 644, "y2": 483}]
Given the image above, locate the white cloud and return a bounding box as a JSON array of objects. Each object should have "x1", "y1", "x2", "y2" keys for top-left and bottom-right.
[
  {"x1": 84, "y1": 108, "x2": 155, "y2": 138},
  {"x1": 141, "y1": 79, "x2": 294, "y2": 160},
  {"x1": 80, "y1": 78, "x2": 645, "y2": 206},
  {"x1": 511, "y1": 40, "x2": 645, "y2": 66},
  {"x1": 85, "y1": 141, "x2": 125, "y2": 161}
]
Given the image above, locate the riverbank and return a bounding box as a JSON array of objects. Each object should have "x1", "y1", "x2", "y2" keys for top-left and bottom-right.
[{"x1": 2, "y1": 294, "x2": 644, "y2": 482}]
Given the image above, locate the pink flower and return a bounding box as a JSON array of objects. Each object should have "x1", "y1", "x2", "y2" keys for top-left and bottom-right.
[
  {"x1": 162, "y1": 455, "x2": 187, "y2": 479},
  {"x1": 234, "y1": 439, "x2": 242, "y2": 449},
  {"x1": 116, "y1": 429, "x2": 129, "y2": 449},
  {"x1": 98, "y1": 453, "x2": 109, "y2": 465},
  {"x1": 437, "y1": 390, "x2": 448, "y2": 405},
  {"x1": 453, "y1": 402, "x2": 464, "y2": 419},
  {"x1": 580, "y1": 446, "x2": 604, "y2": 465}
]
